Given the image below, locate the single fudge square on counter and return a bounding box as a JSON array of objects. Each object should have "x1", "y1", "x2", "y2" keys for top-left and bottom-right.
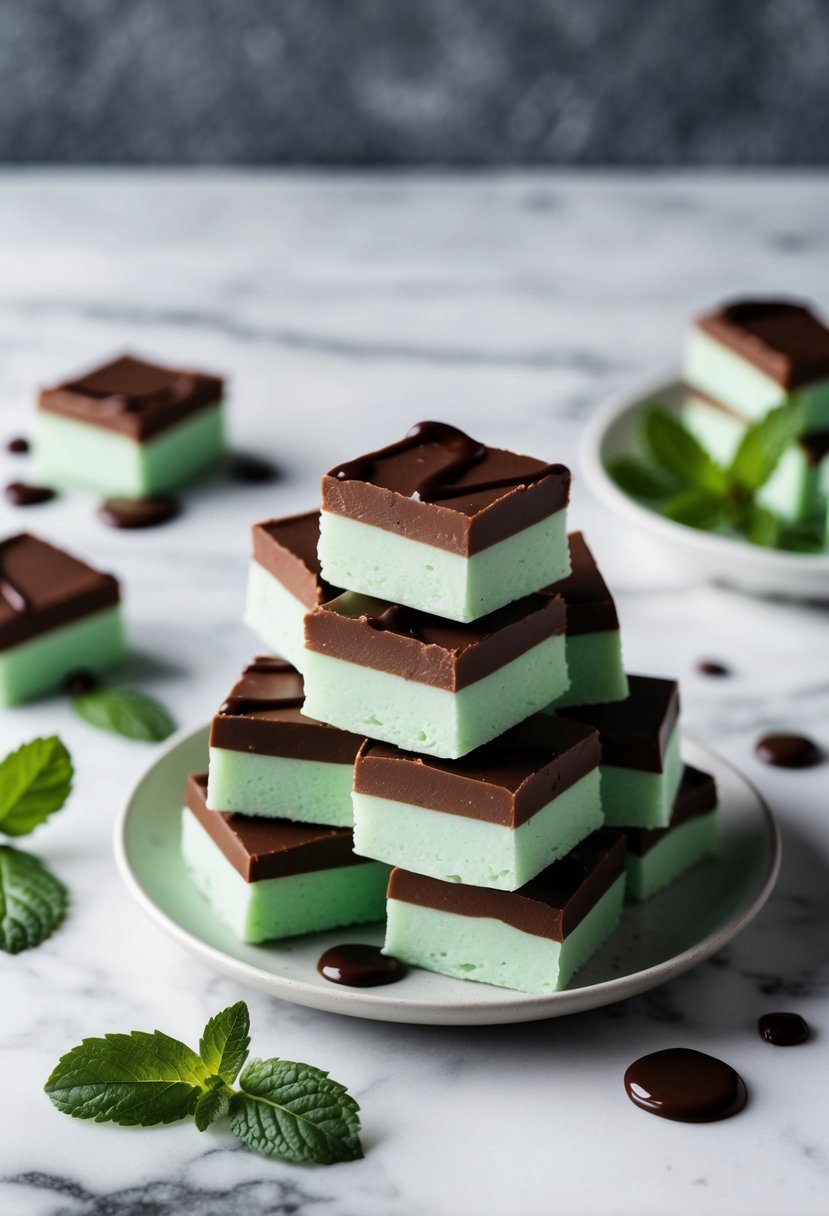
[
  {"x1": 245, "y1": 512, "x2": 337, "y2": 672},
  {"x1": 182, "y1": 774, "x2": 388, "y2": 943},
  {"x1": 543, "y1": 532, "x2": 628, "y2": 709},
  {"x1": 559, "y1": 675, "x2": 682, "y2": 828},
  {"x1": 685, "y1": 299, "x2": 829, "y2": 432},
  {"x1": 0, "y1": 532, "x2": 127, "y2": 706},
  {"x1": 34, "y1": 353, "x2": 225, "y2": 497},
  {"x1": 625, "y1": 765, "x2": 718, "y2": 902},
  {"x1": 384, "y1": 829, "x2": 626, "y2": 994},
  {"x1": 318, "y1": 421, "x2": 571, "y2": 623},
  {"x1": 207, "y1": 657, "x2": 364, "y2": 826},
  {"x1": 352, "y1": 715, "x2": 602, "y2": 891},
  {"x1": 303, "y1": 589, "x2": 569, "y2": 759}
]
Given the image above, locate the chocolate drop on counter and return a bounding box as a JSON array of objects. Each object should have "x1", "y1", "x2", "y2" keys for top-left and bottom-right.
[
  {"x1": 697, "y1": 660, "x2": 731, "y2": 677},
  {"x1": 6, "y1": 437, "x2": 29, "y2": 454},
  {"x1": 758, "y1": 1012, "x2": 810, "y2": 1046},
  {"x1": 65, "y1": 670, "x2": 99, "y2": 697},
  {"x1": 755, "y1": 733, "x2": 822, "y2": 768},
  {"x1": 231, "y1": 455, "x2": 278, "y2": 483},
  {"x1": 5, "y1": 482, "x2": 56, "y2": 506},
  {"x1": 624, "y1": 1048, "x2": 747, "y2": 1123},
  {"x1": 97, "y1": 496, "x2": 179, "y2": 530},
  {"x1": 317, "y1": 943, "x2": 407, "y2": 988}
]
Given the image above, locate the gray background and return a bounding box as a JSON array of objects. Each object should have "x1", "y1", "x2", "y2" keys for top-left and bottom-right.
[{"x1": 2, "y1": 0, "x2": 828, "y2": 164}]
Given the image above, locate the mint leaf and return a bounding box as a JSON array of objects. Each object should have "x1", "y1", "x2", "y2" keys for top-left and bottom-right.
[
  {"x1": 199, "y1": 1001, "x2": 250, "y2": 1085},
  {"x1": 230, "y1": 1058, "x2": 362, "y2": 1164},
  {"x1": 742, "y1": 505, "x2": 781, "y2": 548},
  {"x1": 194, "y1": 1076, "x2": 231, "y2": 1132},
  {"x1": 44, "y1": 1030, "x2": 210, "y2": 1126},
  {"x1": 778, "y1": 520, "x2": 826, "y2": 553},
  {"x1": 606, "y1": 455, "x2": 677, "y2": 501},
  {"x1": 0, "y1": 737, "x2": 73, "y2": 837},
  {"x1": 641, "y1": 406, "x2": 727, "y2": 494},
  {"x1": 0, "y1": 845, "x2": 68, "y2": 953},
  {"x1": 729, "y1": 397, "x2": 806, "y2": 493},
  {"x1": 72, "y1": 687, "x2": 175, "y2": 743},
  {"x1": 661, "y1": 489, "x2": 725, "y2": 530}
]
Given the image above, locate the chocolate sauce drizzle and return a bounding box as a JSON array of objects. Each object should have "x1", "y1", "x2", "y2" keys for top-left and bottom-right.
[
  {"x1": 317, "y1": 943, "x2": 408, "y2": 988},
  {"x1": 624, "y1": 1048, "x2": 747, "y2": 1123},
  {"x1": 97, "y1": 497, "x2": 179, "y2": 530},
  {"x1": 758, "y1": 1011, "x2": 810, "y2": 1046},
  {"x1": 333, "y1": 420, "x2": 564, "y2": 503},
  {"x1": 365, "y1": 603, "x2": 421, "y2": 639},
  {"x1": 755, "y1": 732, "x2": 823, "y2": 768},
  {"x1": 5, "y1": 482, "x2": 56, "y2": 507},
  {"x1": 6, "y1": 437, "x2": 29, "y2": 454},
  {"x1": 0, "y1": 538, "x2": 31, "y2": 613},
  {"x1": 244, "y1": 657, "x2": 296, "y2": 675}
]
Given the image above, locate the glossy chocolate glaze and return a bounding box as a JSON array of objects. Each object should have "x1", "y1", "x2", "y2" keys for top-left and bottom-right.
[
  {"x1": 624, "y1": 1048, "x2": 747, "y2": 1122},
  {"x1": 560, "y1": 674, "x2": 680, "y2": 773},
  {"x1": 758, "y1": 1011, "x2": 810, "y2": 1046},
  {"x1": 6, "y1": 437, "x2": 29, "y2": 454},
  {"x1": 625, "y1": 765, "x2": 717, "y2": 856},
  {"x1": 5, "y1": 482, "x2": 56, "y2": 507},
  {"x1": 317, "y1": 944, "x2": 407, "y2": 987},
  {"x1": 97, "y1": 497, "x2": 179, "y2": 529},
  {"x1": 696, "y1": 299, "x2": 829, "y2": 389},
  {"x1": 755, "y1": 733, "x2": 823, "y2": 768},
  {"x1": 251, "y1": 512, "x2": 336, "y2": 610}
]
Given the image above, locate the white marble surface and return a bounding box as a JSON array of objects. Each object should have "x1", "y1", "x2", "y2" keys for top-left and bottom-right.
[{"x1": 0, "y1": 172, "x2": 828, "y2": 1216}]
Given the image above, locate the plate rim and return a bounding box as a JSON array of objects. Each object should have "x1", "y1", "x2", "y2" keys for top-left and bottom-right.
[{"x1": 114, "y1": 723, "x2": 781, "y2": 1025}]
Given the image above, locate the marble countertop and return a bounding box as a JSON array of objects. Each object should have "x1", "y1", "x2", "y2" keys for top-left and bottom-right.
[{"x1": 0, "y1": 171, "x2": 827, "y2": 1216}]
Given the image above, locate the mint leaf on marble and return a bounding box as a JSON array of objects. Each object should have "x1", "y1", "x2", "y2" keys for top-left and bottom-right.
[
  {"x1": 0, "y1": 846, "x2": 68, "y2": 953},
  {"x1": 0, "y1": 736, "x2": 73, "y2": 837},
  {"x1": 641, "y1": 406, "x2": 727, "y2": 494},
  {"x1": 230, "y1": 1058, "x2": 363, "y2": 1165},
  {"x1": 72, "y1": 686, "x2": 175, "y2": 743},
  {"x1": 44, "y1": 1030, "x2": 209, "y2": 1126},
  {"x1": 194, "y1": 1076, "x2": 232, "y2": 1132},
  {"x1": 728, "y1": 396, "x2": 806, "y2": 493},
  {"x1": 199, "y1": 1001, "x2": 251, "y2": 1085}
]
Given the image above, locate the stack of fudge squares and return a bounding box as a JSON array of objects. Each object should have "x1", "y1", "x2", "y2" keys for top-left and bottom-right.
[{"x1": 182, "y1": 422, "x2": 719, "y2": 995}]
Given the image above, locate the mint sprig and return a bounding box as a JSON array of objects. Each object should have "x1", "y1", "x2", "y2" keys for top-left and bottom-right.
[
  {"x1": 0, "y1": 846, "x2": 68, "y2": 954},
  {"x1": 45, "y1": 1002, "x2": 363, "y2": 1166},
  {"x1": 0, "y1": 737, "x2": 73, "y2": 837},
  {"x1": 72, "y1": 686, "x2": 175, "y2": 743}
]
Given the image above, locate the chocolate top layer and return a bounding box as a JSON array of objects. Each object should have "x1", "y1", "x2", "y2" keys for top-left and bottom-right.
[
  {"x1": 0, "y1": 532, "x2": 120, "y2": 651},
  {"x1": 387, "y1": 828, "x2": 625, "y2": 941},
  {"x1": 355, "y1": 715, "x2": 600, "y2": 827},
  {"x1": 322, "y1": 421, "x2": 571, "y2": 556},
  {"x1": 304, "y1": 590, "x2": 566, "y2": 692},
  {"x1": 625, "y1": 764, "x2": 717, "y2": 856},
  {"x1": 39, "y1": 354, "x2": 224, "y2": 441},
  {"x1": 696, "y1": 300, "x2": 829, "y2": 390},
  {"x1": 251, "y1": 512, "x2": 336, "y2": 609},
  {"x1": 209, "y1": 657, "x2": 364, "y2": 762},
  {"x1": 184, "y1": 773, "x2": 366, "y2": 882},
  {"x1": 559, "y1": 674, "x2": 680, "y2": 773},
  {"x1": 545, "y1": 532, "x2": 619, "y2": 636}
]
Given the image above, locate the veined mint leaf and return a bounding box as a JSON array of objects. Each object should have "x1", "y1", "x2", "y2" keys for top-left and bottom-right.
[
  {"x1": 728, "y1": 396, "x2": 806, "y2": 493},
  {"x1": 72, "y1": 687, "x2": 175, "y2": 743},
  {"x1": 661, "y1": 489, "x2": 725, "y2": 530},
  {"x1": 194, "y1": 1076, "x2": 231, "y2": 1132},
  {"x1": 641, "y1": 406, "x2": 727, "y2": 494},
  {"x1": 44, "y1": 1030, "x2": 210, "y2": 1126},
  {"x1": 0, "y1": 737, "x2": 73, "y2": 837},
  {"x1": 199, "y1": 1001, "x2": 250, "y2": 1085},
  {"x1": 0, "y1": 846, "x2": 68, "y2": 953},
  {"x1": 230, "y1": 1058, "x2": 362, "y2": 1165},
  {"x1": 606, "y1": 455, "x2": 677, "y2": 501}
]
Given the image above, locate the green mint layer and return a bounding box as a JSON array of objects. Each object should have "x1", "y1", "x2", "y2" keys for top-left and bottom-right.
[
  {"x1": 0, "y1": 737, "x2": 73, "y2": 837},
  {"x1": 0, "y1": 845, "x2": 68, "y2": 954}
]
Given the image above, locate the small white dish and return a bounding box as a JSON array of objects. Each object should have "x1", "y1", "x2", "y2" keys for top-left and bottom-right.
[
  {"x1": 580, "y1": 374, "x2": 829, "y2": 600},
  {"x1": 114, "y1": 724, "x2": 779, "y2": 1026}
]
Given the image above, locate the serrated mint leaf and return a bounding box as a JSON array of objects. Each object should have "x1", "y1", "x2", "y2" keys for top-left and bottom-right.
[
  {"x1": 230, "y1": 1058, "x2": 362, "y2": 1165},
  {"x1": 606, "y1": 455, "x2": 677, "y2": 501},
  {"x1": 0, "y1": 737, "x2": 73, "y2": 837},
  {"x1": 199, "y1": 1001, "x2": 250, "y2": 1085},
  {"x1": 641, "y1": 406, "x2": 727, "y2": 494},
  {"x1": 660, "y1": 489, "x2": 725, "y2": 530},
  {"x1": 0, "y1": 845, "x2": 68, "y2": 954},
  {"x1": 44, "y1": 1030, "x2": 210, "y2": 1126},
  {"x1": 194, "y1": 1076, "x2": 231, "y2": 1132},
  {"x1": 741, "y1": 505, "x2": 781, "y2": 548},
  {"x1": 72, "y1": 687, "x2": 175, "y2": 743},
  {"x1": 728, "y1": 396, "x2": 806, "y2": 493}
]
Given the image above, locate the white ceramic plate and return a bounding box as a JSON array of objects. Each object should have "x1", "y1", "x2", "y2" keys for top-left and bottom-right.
[
  {"x1": 580, "y1": 374, "x2": 829, "y2": 599},
  {"x1": 114, "y1": 724, "x2": 779, "y2": 1026}
]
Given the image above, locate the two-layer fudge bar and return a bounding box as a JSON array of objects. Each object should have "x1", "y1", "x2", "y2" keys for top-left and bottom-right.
[
  {"x1": 182, "y1": 774, "x2": 388, "y2": 943},
  {"x1": 543, "y1": 532, "x2": 628, "y2": 708},
  {"x1": 207, "y1": 657, "x2": 363, "y2": 826},
  {"x1": 560, "y1": 675, "x2": 682, "y2": 828},
  {"x1": 625, "y1": 765, "x2": 718, "y2": 901},
  {"x1": 303, "y1": 589, "x2": 568, "y2": 759},
  {"x1": 318, "y1": 421, "x2": 571, "y2": 622},
  {"x1": 245, "y1": 512, "x2": 336, "y2": 671},
  {"x1": 685, "y1": 300, "x2": 829, "y2": 432},
  {"x1": 384, "y1": 829, "x2": 626, "y2": 994},
  {"x1": 683, "y1": 389, "x2": 829, "y2": 524},
  {"x1": 352, "y1": 715, "x2": 602, "y2": 890},
  {"x1": 0, "y1": 532, "x2": 127, "y2": 706},
  {"x1": 34, "y1": 354, "x2": 225, "y2": 497}
]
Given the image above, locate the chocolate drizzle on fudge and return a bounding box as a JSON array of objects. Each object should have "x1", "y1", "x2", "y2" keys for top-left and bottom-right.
[{"x1": 696, "y1": 299, "x2": 829, "y2": 389}]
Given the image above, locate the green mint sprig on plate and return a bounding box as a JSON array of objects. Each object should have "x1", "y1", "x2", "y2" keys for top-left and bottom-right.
[
  {"x1": 607, "y1": 396, "x2": 823, "y2": 552},
  {"x1": 0, "y1": 736, "x2": 73, "y2": 954},
  {"x1": 45, "y1": 1001, "x2": 363, "y2": 1166},
  {"x1": 71, "y1": 683, "x2": 175, "y2": 742}
]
